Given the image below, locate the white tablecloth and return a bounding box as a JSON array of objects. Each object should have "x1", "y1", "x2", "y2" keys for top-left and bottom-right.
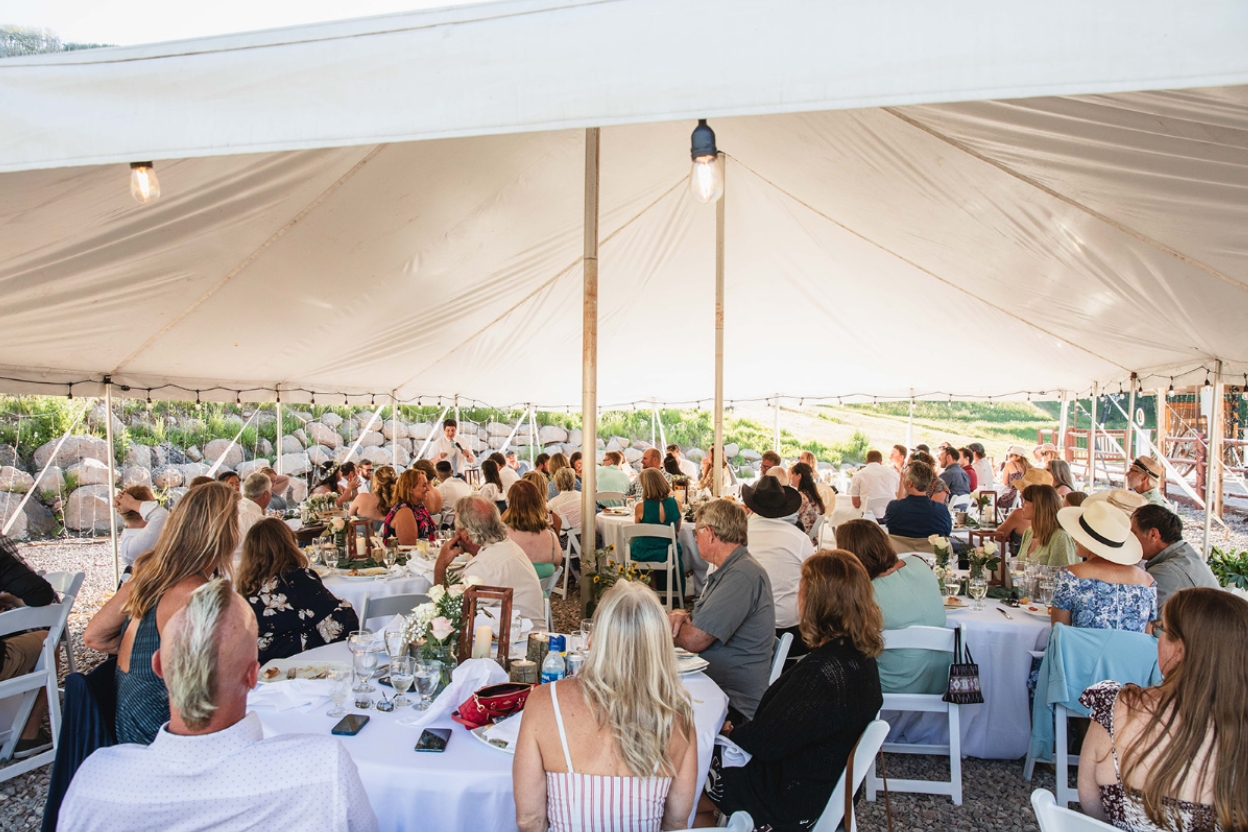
[
  {"x1": 321, "y1": 564, "x2": 433, "y2": 629},
  {"x1": 251, "y1": 642, "x2": 729, "y2": 832},
  {"x1": 886, "y1": 599, "x2": 1050, "y2": 759},
  {"x1": 595, "y1": 512, "x2": 706, "y2": 595}
]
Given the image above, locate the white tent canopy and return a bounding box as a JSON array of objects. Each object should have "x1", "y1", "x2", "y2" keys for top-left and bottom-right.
[{"x1": 1, "y1": 0, "x2": 1246, "y2": 407}]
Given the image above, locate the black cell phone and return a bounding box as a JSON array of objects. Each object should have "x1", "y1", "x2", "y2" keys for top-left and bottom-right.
[
  {"x1": 331, "y1": 714, "x2": 370, "y2": 736},
  {"x1": 415, "y1": 728, "x2": 451, "y2": 752},
  {"x1": 377, "y1": 676, "x2": 392, "y2": 688}
]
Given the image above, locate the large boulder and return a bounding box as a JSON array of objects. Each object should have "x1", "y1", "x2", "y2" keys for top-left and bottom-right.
[
  {"x1": 279, "y1": 453, "x2": 312, "y2": 476},
  {"x1": 119, "y1": 466, "x2": 153, "y2": 489},
  {"x1": 223, "y1": 414, "x2": 245, "y2": 430},
  {"x1": 396, "y1": 437, "x2": 413, "y2": 453},
  {"x1": 257, "y1": 438, "x2": 273, "y2": 458},
  {"x1": 306, "y1": 445, "x2": 332, "y2": 468},
  {"x1": 236, "y1": 459, "x2": 271, "y2": 479},
  {"x1": 724, "y1": 443, "x2": 740, "y2": 459},
  {"x1": 0, "y1": 493, "x2": 27, "y2": 538},
  {"x1": 178, "y1": 462, "x2": 210, "y2": 482},
  {"x1": 23, "y1": 501, "x2": 57, "y2": 537},
  {"x1": 184, "y1": 445, "x2": 203, "y2": 463},
  {"x1": 0, "y1": 466, "x2": 34, "y2": 493},
  {"x1": 337, "y1": 421, "x2": 360, "y2": 443},
  {"x1": 686, "y1": 447, "x2": 706, "y2": 461},
  {"x1": 319, "y1": 412, "x2": 343, "y2": 428},
  {"x1": 203, "y1": 439, "x2": 244, "y2": 469},
  {"x1": 631, "y1": 439, "x2": 651, "y2": 451},
  {"x1": 156, "y1": 442, "x2": 187, "y2": 466},
  {"x1": 281, "y1": 435, "x2": 305, "y2": 454},
  {"x1": 333, "y1": 447, "x2": 362, "y2": 465},
  {"x1": 35, "y1": 465, "x2": 66, "y2": 495},
  {"x1": 623, "y1": 448, "x2": 644, "y2": 464},
  {"x1": 286, "y1": 479, "x2": 308, "y2": 504},
  {"x1": 538, "y1": 425, "x2": 568, "y2": 444},
  {"x1": 463, "y1": 435, "x2": 487, "y2": 453},
  {"x1": 33, "y1": 435, "x2": 109, "y2": 470},
  {"x1": 305, "y1": 422, "x2": 342, "y2": 449},
  {"x1": 410, "y1": 423, "x2": 433, "y2": 440},
  {"x1": 86, "y1": 402, "x2": 125, "y2": 437},
  {"x1": 66, "y1": 458, "x2": 118, "y2": 487},
  {"x1": 358, "y1": 431, "x2": 385, "y2": 448},
  {"x1": 383, "y1": 443, "x2": 411, "y2": 467},
  {"x1": 486, "y1": 422, "x2": 511, "y2": 437},
  {"x1": 740, "y1": 449, "x2": 762, "y2": 461},
  {"x1": 358, "y1": 446, "x2": 390, "y2": 465},
  {"x1": 152, "y1": 465, "x2": 184, "y2": 489},
  {"x1": 487, "y1": 436, "x2": 507, "y2": 450},
  {"x1": 123, "y1": 444, "x2": 153, "y2": 469},
  {"x1": 165, "y1": 487, "x2": 189, "y2": 508},
  {"x1": 605, "y1": 438, "x2": 623, "y2": 452},
  {"x1": 0, "y1": 444, "x2": 21, "y2": 470},
  {"x1": 64, "y1": 484, "x2": 118, "y2": 533},
  {"x1": 292, "y1": 429, "x2": 308, "y2": 448},
  {"x1": 382, "y1": 420, "x2": 408, "y2": 440},
  {"x1": 569, "y1": 429, "x2": 583, "y2": 447}
]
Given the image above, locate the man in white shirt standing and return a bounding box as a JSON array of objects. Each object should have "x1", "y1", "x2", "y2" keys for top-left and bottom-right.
[
  {"x1": 433, "y1": 497, "x2": 544, "y2": 623},
  {"x1": 849, "y1": 450, "x2": 901, "y2": 513},
  {"x1": 58, "y1": 579, "x2": 377, "y2": 832},
  {"x1": 425, "y1": 419, "x2": 475, "y2": 475},
  {"x1": 740, "y1": 476, "x2": 814, "y2": 660},
  {"x1": 234, "y1": 473, "x2": 271, "y2": 561}
]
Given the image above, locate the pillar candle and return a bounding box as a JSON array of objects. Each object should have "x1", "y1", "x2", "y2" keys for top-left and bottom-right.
[
  {"x1": 472, "y1": 625, "x2": 493, "y2": 659},
  {"x1": 508, "y1": 659, "x2": 538, "y2": 685},
  {"x1": 355, "y1": 536, "x2": 366, "y2": 556},
  {"x1": 526, "y1": 633, "x2": 550, "y2": 666}
]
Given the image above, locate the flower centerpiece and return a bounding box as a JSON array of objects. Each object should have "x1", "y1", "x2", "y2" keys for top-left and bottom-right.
[
  {"x1": 321, "y1": 515, "x2": 349, "y2": 560},
  {"x1": 301, "y1": 492, "x2": 338, "y2": 525},
  {"x1": 399, "y1": 576, "x2": 483, "y2": 683},
  {"x1": 927, "y1": 535, "x2": 952, "y2": 568},
  {"x1": 968, "y1": 541, "x2": 1001, "y2": 580},
  {"x1": 583, "y1": 545, "x2": 640, "y2": 614}
]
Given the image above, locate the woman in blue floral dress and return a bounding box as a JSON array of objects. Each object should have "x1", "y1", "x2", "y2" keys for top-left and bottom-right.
[
  {"x1": 1050, "y1": 500, "x2": 1156, "y2": 632},
  {"x1": 237, "y1": 518, "x2": 359, "y2": 663}
]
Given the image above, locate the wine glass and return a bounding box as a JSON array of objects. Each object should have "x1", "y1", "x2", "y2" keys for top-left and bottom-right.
[
  {"x1": 413, "y1": 660, "x2": 440, "y2": 711},
  {"x1": 382, "y1": 546, "x2": 397, "y2": 568},
  {"x1": 944, "y1": 573, "x2": 962, "y2": 600},
  {"x1": 384, "y1": 629, "x2": 406, "y2": 662},
  {"x1": 353, "y1": 649, "x2": 379, "y2": 708},
  {"x1": 348, "y1": 630, "x2": 374, "y2": 693},
  {"x1": 326, "y1": 666, "x2": 350, "y2": 717},
  {"x1": 389, "y1": 657, "x2": 416, "y2": 708},
  {"x1": 968, "y1": 576, "x2": 988, "y2": 611}
]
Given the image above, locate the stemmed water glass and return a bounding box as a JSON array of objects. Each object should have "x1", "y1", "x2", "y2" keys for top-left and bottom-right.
[
  {"x1": 326, "y1": 666, "x2": 350, "y2": 717},
  {"x1": 353, "y1": 648, "x2": 379, "y2": 709},
  {"x1": 348, "y1": 630, "x2": 375, "y2": 693},
  {"x1": 968, "y1": 576, "x2": 988, "y2": 611},
  {"x1": 413, "y1": 660, "x2": 440, "y2": 711},
  {"x1": 944, "y1": 571, "x2": 962, "y2": 600},
  {"x1": 389, "y1": 657, "x2": 416, "y2": 708}
]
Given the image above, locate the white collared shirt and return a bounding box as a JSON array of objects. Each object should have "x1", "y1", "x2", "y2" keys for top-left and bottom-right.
[
  {"x1": 57, "y1": 712, "x2": 377, "y2": 832},
  {"x1": 849, "y1": 462, "x2": 901, "y2": 506},
  {"x1": 972, "y1": 459, "x2": 995, "y2": 490},
  {"x1": 498, "y1": 465, "x2": 520, "y2": 497},
  {"x1": 437, "y1": 477, "x2": 473, "y2": 510},
  {"x1": 233, "y1": 498, "x2": 267, "y2": 562},
  {"x1": 426, "y1": 435, "x2": 470, "y2": 474},
  {"x1": 119, "y1": 501, "x2": 169, "y2": 567},
  {"x1": 461, "y1": 538, "x2": 546, "y2": 624},
  {"x1": 746, "y1": 515, "x2": 815, "y2": 628}
]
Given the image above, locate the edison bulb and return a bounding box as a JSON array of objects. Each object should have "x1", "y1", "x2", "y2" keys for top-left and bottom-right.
[
  {"x1": 690, "y1": 154, "x2": 723, "y2": 203},
  {"x1": 129, "y1": 163, "x2": 161, "y2": 204}
]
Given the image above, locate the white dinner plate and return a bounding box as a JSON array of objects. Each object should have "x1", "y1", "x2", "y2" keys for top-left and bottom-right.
[
  {"x1": 1021, "y1": 604, "x2": 1052, "y2": 618},
  {"x1": 257, "y1": 658, "x2": 349, "y2": 683},
  {"x1": 471, "y1": 724, "x2": 518, "y2": 755},
  {"x1": 677, "y1": 655, "x2": 710, "y2": 675},
  {"x1": 943, "y1": 598, "x2": 969, "y2": 612}
]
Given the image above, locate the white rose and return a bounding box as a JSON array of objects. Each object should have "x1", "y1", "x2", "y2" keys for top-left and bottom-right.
[
  {"x1": 927, "y1": 534, "x2": 940, "y2": 545},
  {"x1": 330, "y1": 517, "x2": 346, "y2": 532},
  {"x1": 414, "y1": 602, "x2": 436, "y2": 619},
  {"x1": 463, "y1": 575, "x2": 484, "y2": 587},
  {"x1": 938, "y1": 537, "x2": 950, "y2": 550},
  {"x1": 984, "y1": 541, "x2": 998, "y2": 555},
  {"x1": 446, "y1": 583, "x2": 466, "y2": 597},
  {"x1": 427, "y1": 584, "x2": 447, "y2": 603}
]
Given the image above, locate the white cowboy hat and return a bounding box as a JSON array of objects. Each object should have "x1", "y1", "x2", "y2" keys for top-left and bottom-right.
[
  {"x1": 1057, "y1": 500, "x2": 1143, "y2": 564},
  {"x1": 1005, "y1": 444, "x2": 1028, "y2": 459}
]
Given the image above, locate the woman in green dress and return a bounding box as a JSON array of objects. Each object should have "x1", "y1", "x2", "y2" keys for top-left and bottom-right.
[
  {"x1": 1017, "y1": 484, "x2": 1076, "y2": 567},
  {"x1": 629, "y1": 468, "x2": 685, "y2": 597}
]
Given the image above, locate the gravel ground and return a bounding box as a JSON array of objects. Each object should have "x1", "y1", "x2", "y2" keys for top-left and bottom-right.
[{"x1": 8, "y1": 515, "x2": 1241, "y2": 831}]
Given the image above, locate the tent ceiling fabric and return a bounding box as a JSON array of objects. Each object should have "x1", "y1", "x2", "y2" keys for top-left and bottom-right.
[{"x1": 0, "y1": 3, "x2": 1246, "y2": 406}]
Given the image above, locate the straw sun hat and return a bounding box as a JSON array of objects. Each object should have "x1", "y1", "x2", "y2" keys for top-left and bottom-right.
[
  {"x1": 1083, "y1": 488, "x2": 1148, "y2": 517},
  {"x1": 1012, "y1": 468, "x2": 1054, "y2": 492},
  {"x1": 1057, "y1": 500, "x2": 1143, "y2": 564}
]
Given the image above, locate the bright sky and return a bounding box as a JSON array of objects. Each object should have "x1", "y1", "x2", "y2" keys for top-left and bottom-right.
[{"x1": 3, "y1": 0, "x2": 483, "y2": 46}]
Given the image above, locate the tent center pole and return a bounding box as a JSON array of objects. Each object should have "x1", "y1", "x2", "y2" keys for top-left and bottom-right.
[
  {"x1": 773, "y1": 397, "x2": 780, "y2": 454},
  {"x1": 275, "y1": 391, "x2": 284, "y2": 477},
  {"x1": 712, "y1": 155, "x2": 725, "y2": 497},
  {"x1": 1203, "y1": 360, "x2": 1223, "y2": 558},
  {"x1": 1057, "y1": 391, "x2": 1069, "y2": 459},
  {"x1": 1125, "y1": 374, "x2": 1137, "y2": 463},
  {"x1": 580, "y1": 127, "x2": 600, "y2": 615},
  {"x1": 906, "y1": 391, "x2": 915, "y2": 452},
  {"x1": 104, "y1": 382, "x2": 120, "y2": 588},
  {"x1": 392, "y1": 390, "x2": 400, "y2": 469},
  {"x1": 1089, "y1": 384, "x2": 1099, "y2": 488}
]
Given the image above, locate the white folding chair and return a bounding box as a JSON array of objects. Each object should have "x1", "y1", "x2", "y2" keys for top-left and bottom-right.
[
  {"x1": 1031, "y1": 788, "x2": 1117, "y2": 832},
  {"x1": 539, "y1": 566, "x2": 563, "y2": 632},
  {"x1": 596, "y1": 491, "x2": 626, "y2": 506},
  {"x1": 866, "y1": 496, "x2": 893, "y2": 519},
  {"x1": 671, "y1": 810, "x2": 752, "y2": 832},
  {"x1": 811, "y1": 719, "x2": 890, "y2": 831},
  {"x1": 808, "y1": 515, "x2": 825, "y2": 547},
  {"x1": 949, "y1": 494, "x2": 973, "y2": 512},
  {"x1": 358, "y1": 592, "x2": 430, "y2": 630},
  {"x1": 769, "y1": 632, "x2": 793, "y2": 684},
  {"x1": 621, "y1": 523, "x2": 679, "y2": 611},
  {"x1": 42, "y1": 571, "x2": 85, "y2": 676},
  {"x1": 553, "y1": 527, "x2": 581, "y2": 600},
  {"x1": 1023, "y1": 701, "x2": 1083, "y2": 809},
  {"x1": 0, "y1": 602, "x2": 69, "y2": 780},
  {"x1": 866, "y1": 626, "x2": 962, "y2": 805}
]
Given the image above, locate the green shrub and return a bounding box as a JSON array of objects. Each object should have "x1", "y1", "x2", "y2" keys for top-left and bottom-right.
[{"x1": 1209, "y1": 547, "x2": 1248, "y2": 591}]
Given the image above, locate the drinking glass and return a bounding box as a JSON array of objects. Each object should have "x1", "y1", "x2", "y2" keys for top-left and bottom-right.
[
  {"x1": 389, "y1": 656, "x2": 416, "y2": 708},
  {"x1": 944, "y1": 573, "x2": 962, "y2": 599},
  {"x1": 968, "y1": 576, "x2": 988, "y2": 611},
  {"x1": 414, "y1": 661, "x2": 440, "y2": 711},
  {"x1": 1037, "y1": 568, "x2": 1056, "y2": 606},
  {"x1": 348, "y1": 630, "x2": 375, "y2": 693},
  {"x1": 382, "y1": 546, "x2": 397, "y2": 569},
  {"x1": 326, "y1": 667, "x2": 350, "y2": 717},
  {"x1": 353, "y1": 649, "x2": 379, "y2": 708},
  {"x1": 579, "y1": 618, "x2": 594, "y2": 646},
  {"x1": 306, "y1": 546, "x2": 320, "y2": 567},
  {"x1": 1010, "y1": 558, "x2": 1027, "y2": 592}
]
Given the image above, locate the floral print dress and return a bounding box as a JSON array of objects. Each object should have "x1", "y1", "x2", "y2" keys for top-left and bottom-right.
[
  {"x1": 381, "y1": 501, "x2": 436, "y2": 542},
  {"x1": 246, "y1": 568, "x2": 360, "y2": 663},
  {"x1": 1050, "y1": 570, "x2": 1156, "y2": 632}
]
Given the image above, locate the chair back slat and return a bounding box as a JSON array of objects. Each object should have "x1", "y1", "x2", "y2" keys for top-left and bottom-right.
[{"x1": 881, "y1": 625, "x2": 956, "y2": 653}]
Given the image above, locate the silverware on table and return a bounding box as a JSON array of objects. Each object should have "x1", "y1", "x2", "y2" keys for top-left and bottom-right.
[{"x1": 997, "y1": 607, "x2": 1013, "y2": 620}]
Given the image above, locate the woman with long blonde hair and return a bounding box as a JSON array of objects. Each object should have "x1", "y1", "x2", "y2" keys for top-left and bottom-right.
[
  {"x1": 514, "y1": 581, "x2": 698, "y2": 832},
  {"x1": 348, "y1": 464, "x2": 398, "y2": 522},
  {"x1": 84, "y1": 482, "x2": 239, "y2": 744},
  {"x1": 1078, "y1": 587, "x2": 1248, "y2": 831}
]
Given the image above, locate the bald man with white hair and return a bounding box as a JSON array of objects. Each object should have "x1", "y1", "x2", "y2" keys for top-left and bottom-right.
[{"x1": 59, "y1": 580, "x2": 377, "y2": 832}]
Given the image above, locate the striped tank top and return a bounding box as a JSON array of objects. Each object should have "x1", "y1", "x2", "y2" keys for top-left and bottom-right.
[
  {"x1": 114, "y1": 606, "x2": 169, "y2": 745},
  {"x1": 545, "y1": 682, "x2": 671, "y2": 832}
]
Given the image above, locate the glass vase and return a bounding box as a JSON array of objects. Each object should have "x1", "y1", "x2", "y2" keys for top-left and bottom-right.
[
  {"x1": 969, "y1": 563, "x2": 985, "y2": 581},
  {"x1": 420, "y1": 639, "x2": 457, "y2": 695}
]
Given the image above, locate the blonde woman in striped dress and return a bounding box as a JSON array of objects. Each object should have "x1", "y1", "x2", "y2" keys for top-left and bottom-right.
[{"x1": 514, "y1": 581, "x2": 699, "y2": 831}]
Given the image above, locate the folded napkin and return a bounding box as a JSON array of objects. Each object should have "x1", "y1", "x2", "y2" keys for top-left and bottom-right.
[
  {"x1": 714, "y1": 735, "x2": 752, "y2": 768},
  {"x1": 396, "y1": 658, "x2": 507, "y2": 729},
  {"x1": 482, "y1": 711, "x2": 524, "y2": 749},
  {"x1": 248, "y1": 679, "x2": 333, "y2": 713}
]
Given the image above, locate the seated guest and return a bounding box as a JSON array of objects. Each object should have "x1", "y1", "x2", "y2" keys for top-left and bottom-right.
[
  {"x1": 478, "y1": 458, "x2": 507, "y2": 510},
  {"x1": 850, "y1": 449, "x2": 901, "y2": 511},
  {"x1": 993, "y1": 468, "x2": 1055, "y2": 546},
  {"x1": 545, "y1": 452, "x2": 573, "y2": 499},
  {"x1": 356, "y1": 460, "x2": 374, "y2": 494},
  {"x1": 435, "y1": 460, "x2": 473, "y2": 509},
  {"x1": 0, "y1": 534, "x2": 57, "y2": 757},
  {"x1": 61, "y1": 579, "x2": 377, "y2": 832},
  {"x1": 882, "y1": 461, "x2": 953, "y2": 539},
  {"x1": 1052, "y1": 501, "x2": 1156, "y2": 631},
  {"x1": 114, "y1": 486, "x2": 168, "y2": 568},
  {"x1": 547, "y1": 468, "x2": 582, "y2": 532},
  {"x1": 701, "y1": 550, "x2": 883, "y2": 830},
  {"x1": 799, "y1": 451, "x2": 837, "y2": 510},
  {"x1": 216, "y1": 470, "x2": 240, "y2": 491},
  {"x1": 1064, "y1": 491, "x2": 1088, "y2": 507},
  {"x1": 506, "y1": 450, "x2": 530, "y2": 476},
  {"x1": 1016, "y1": 484, "x2": 1076, "y2": 567},
  {"x1": 380, "y1": 469, "x2": 437, "y2": 544},
  {"x1": 957, "y1": 447, "x2": 979, "y2": 491},
  {"x1": 669, "y1": 500, "x2": 774, "y2": 720},
  {"x1": 889, "y1": 444, "x2": 908, "y2": 476},
  {"x1": 569, "y1": 452, "x2": 585, "y2": 490},
  {"x1": 837, "y1": 520, "x2": 948, "y2": 693},
  {"x1": 937, "y1": 446, "x2": 971, "y2": 500},
  {"x1": 502, "y1": 480, "x2": 563, "y2": 579},
  {"x1": 532, "y1": 453, "x2": 551, "y2": 476},
  {"x1": 742, "y1": 477, "x2": 814, "y2": 659},
  {"x1": 697, "y1": 448, "x2": 737, "y2": 491},
  {"x1": 897, "y1": 451, "x2": 949, "y2": 504},
  {"x1": 667, "y1": 444, "x2": 700, "y2": 480},
  {"x1": 435, "y1": 496, "x2": 545, "y2": 623},
  {"x1": 491, "y1": 452, "x2": 521, "y2": 499},
  {"x1": 663, "y1": 454, "x2": 684, "y2": 478},
  {"x1": 348, "y1": 464, "x2": 397, "y2": 522},
  {"x1": 1046, "y1": 459, "x2": 1076, "y2": 497},
  {"x1": 234, "y1": 472, "x2": 272, "y2": 561},
  {"x1": 1083, "y1": 487, "x2": 1148, "y2": 518},
  {"x1": 787, "y1": 462, "x2": 825, "y2": 534},
  {"x1": 758, "y1": 450, "x2": 783, "y2": 478},
  {"x1": 630, "y1": 469, "x2": 685, "y2": 597},
  {"x1": 259, "y1": 467, "x2": 291, "y2": 512},
  {"x1": 237, "y1": 519, "x2": 358, "y2": 662},
  {"x1": 84, "y1": 483, "x2": 239, "y2": 745},
  {"x1": 188, "y1": 475, "x2": 215, "y2": 488},
  {"x1": 595, "y1": 451, "x2": 632, "y2": 498},
  {"x1": 311, "y1": 464, "x2": 359, "y2": 509},
  {"x1": 627, "y1": 448, "x2": 668, "y2": 498},
  {"x1": 514, "y1": 581, "x2": 698, "y2": 832},
  {"x1": 1077, "y1": 587, "x2": 1248, "y2": 832},
  {"x1": 412, "y1": 459, "x2": 444, "y2": 516},
  {"x1": 1033, "y1": 442, "x2": 1060, "y2": 466},
  {"x1": 1130, "y1": 505, "x2": 1220, "y2": 610},
  {"x1": 521, "y1": 470, "x2": 551, "y2": 506},
  {"x1": 997, "y1": 444, "x2": 1032, "y2": 508},
  {"x1": 1127, "y1": 456, "x2": 1171, "y2": 508},
  {"x1": 968, "y1": 442, "x2": 994, "y2": 489}
]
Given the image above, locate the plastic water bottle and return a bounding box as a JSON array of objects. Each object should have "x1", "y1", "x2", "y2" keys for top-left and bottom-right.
[{"x1": 541, "y1": 648, "x2": 566, "y2": 684}]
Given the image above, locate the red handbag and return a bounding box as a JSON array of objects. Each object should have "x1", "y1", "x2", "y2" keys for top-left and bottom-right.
[{"x1": 450, "y1": 683, "x2": 533, "y2": 729}]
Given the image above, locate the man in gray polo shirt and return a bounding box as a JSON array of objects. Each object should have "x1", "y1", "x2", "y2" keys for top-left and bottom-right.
[
  {"x1": 669, "y1": 500, "x2": 775, "y2": 720},
  {"x1": 1130, "y1": 505, "x2": 1219, "y2": 610}
]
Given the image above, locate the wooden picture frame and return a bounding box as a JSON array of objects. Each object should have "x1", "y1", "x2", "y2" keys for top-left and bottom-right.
[{"x1": 456, "y1": 585, "x2": 514, "y2": 666}]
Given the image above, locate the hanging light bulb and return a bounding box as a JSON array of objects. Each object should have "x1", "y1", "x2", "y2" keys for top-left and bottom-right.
[
  {"x1": 67, "y1": 384, "x2": 73, "y2": 400},
  {"x1": 688, "y1": 120, "x2": 724, "y2": 204},
  {"x1": 129, "y1": 162, "x2": 161, "y2": 204}
]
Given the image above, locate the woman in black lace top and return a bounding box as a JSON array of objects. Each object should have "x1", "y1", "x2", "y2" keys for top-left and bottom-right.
[{"x1": 701, "y1": 549, "x2": 884, "y2": 831}]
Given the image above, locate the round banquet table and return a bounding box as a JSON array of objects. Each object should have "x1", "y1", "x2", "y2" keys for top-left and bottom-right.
[
  {"x1": 320, "y1": 566, "x2": 433, "y2": 629},
  {"x1": 595, "y1": 511, "x2": 707, "y2": 596},
  {"x1": 250, "y1": 642, "x2": 729, "y2": 832},
  {"x1": 885, "y1": 597, "x2": 1051, "y2": 759}
]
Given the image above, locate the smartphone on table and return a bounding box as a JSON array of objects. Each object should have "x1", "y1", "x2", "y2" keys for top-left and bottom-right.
[
  {"x1": 331, "y1": 714, "x2": 370, "y2": 736},
  {"x1": 415, "y1": 728, "x2": 451, "y2": 752}
]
